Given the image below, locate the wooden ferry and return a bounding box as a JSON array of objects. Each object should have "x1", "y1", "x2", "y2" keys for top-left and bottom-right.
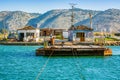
[
  {"x1": 36, "y1": 36, "x2": 112, "y2": 56},
  {"x1": 36, "y1": 45, "x2": 112, "y2": 56},
  {"x1": 36, "y1": 6, "x2": 112, "y2": 56}
]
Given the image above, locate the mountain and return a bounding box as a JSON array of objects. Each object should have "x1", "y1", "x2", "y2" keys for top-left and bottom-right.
[
  {"x1": 75, "y1": 9, "x2": 120, "y2": 33},
  {"x1": 27, "y1": 8, "x2": 100, "y2": 29},
  {"x1": 0, "y1": 11, "x2": 40, "y2": 31},
  {"x1": 0, "y1": 8, "x2": 120, "y2": 33}
]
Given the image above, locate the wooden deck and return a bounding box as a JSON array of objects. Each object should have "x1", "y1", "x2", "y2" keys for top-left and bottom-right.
[{"x1": 36, "y1": 45, "x2": 112, "y2": 56}]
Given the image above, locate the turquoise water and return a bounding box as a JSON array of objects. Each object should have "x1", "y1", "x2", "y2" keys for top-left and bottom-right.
[{"x1": 0, "y1": 45, "x2": 120, "y2": 80}]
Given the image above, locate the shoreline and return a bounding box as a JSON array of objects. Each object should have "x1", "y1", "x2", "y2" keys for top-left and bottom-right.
[
  {"x1": 0, "y1": 41, "x2": 120, "y2": 46},
  {"x1": 0, "y1": 42, "x2": 43, "y2": 46}
]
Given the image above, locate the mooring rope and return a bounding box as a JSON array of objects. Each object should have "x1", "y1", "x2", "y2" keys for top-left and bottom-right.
[
  {"x1": 72, "y1": 48, "x2": 86, "y2": 80},
  {"x1": 35, "y1": 50, "x2": 54, "y2": 80}
]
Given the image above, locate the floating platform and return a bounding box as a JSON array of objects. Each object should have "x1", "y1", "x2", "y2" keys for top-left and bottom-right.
[{"x1": 36, "y1": 45, "x2": 112, "y2": 56}]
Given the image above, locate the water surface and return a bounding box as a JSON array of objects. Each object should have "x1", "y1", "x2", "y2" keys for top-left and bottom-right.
[{"x1": 0, "y1": 45, "x2": 120, "y2": 80}]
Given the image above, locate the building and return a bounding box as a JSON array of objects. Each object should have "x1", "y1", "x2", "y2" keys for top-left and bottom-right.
[
  {"x1": 17, "y1": 26, "x2": 40, "y2": 42},
  {"x1": 69, "y1": 25, "x2": 93, "y2": 42},
  {"x1": 40, "y1": 28, "x2": 67, "y2": 36}
]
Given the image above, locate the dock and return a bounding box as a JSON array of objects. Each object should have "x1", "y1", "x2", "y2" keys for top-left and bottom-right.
[{"x1": 36, "y1": 45, "x2": 112, "y2": 56}]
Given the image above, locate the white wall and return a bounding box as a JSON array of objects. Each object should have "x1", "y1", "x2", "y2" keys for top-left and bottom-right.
[
  {"x1": 17, "y1": 29, "x2": 40, "y2": 42},
  {"x1": 63, "y1": 31, "x2": 68, "y2": 38}
]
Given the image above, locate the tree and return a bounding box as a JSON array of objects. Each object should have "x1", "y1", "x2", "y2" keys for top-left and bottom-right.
[{"x1": 0, "y1": 28, "x2": 8, "y2": 34}]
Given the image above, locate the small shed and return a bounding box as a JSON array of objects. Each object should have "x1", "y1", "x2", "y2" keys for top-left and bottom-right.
[
  {"x1": 69, "y1": 25, "x2": 93, "y2": 42},
  {"x1": 17, "y1": 26, "x2": 40, "y2": 42}
]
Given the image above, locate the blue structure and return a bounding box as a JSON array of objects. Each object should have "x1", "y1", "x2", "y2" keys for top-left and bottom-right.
[{"x1": 68, "y1": 25, "x2": 93, "y2": 42}]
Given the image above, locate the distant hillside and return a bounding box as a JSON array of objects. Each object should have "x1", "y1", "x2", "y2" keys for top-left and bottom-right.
[
  {"x1": 75, "y1": 9, "x2": 120, "y2": 33},
  {"x1": 0, "y1": 11, "x2": 40, "y2": 31},
  {"x1": 1, "y1": 8, "x2": 120, "y2": 33},
  {"x1": 27, "y1": 8, "x2": 99, "y2": 29}
]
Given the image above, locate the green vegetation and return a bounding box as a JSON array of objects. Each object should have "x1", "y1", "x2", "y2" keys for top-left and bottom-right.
[
  {"x1": 94, "y1": 37, "x2": 120, "y2": 43},
  {"x1": 0, "y1": 29, "x2": 8, "y2": 34},
  {"x1": 0, "y1": 34, "x2": 8, "y2": 41},
  {"x1": 0, "y1": 33, "x2": 3, "y2": 40},
  {"x1": 94, "y1": 32, "x2": 120, "y2": 43},
  {"x1": 0, "y1": 29, "x2": 8, "y2": 40},
  {"x1": 55, "y1": 34, "x2": 63, "y2": 40},
  {"x1": 105, "y1": 37, "x2": 120, "y2": 41}
]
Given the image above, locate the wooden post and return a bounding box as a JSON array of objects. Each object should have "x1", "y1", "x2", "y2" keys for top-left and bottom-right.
[{"x1": 51, "y1": 37, "x2": 55, "y2": 45}]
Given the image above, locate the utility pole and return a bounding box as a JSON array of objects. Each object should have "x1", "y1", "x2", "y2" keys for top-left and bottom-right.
[
  {"x1": 89, "y1": 12, "x2": 92, "y2": 29},
  {"x1": 69, "y1": 3, "x2": 77, "y2": 42},
  {"x1": 69, "y1": 3, "x2": 76, "y2": 28}
]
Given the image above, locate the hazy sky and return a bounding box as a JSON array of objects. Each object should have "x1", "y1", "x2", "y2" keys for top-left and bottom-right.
[{"x1": 0, "y1": 0, "x2": 120, "y2": 13}]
